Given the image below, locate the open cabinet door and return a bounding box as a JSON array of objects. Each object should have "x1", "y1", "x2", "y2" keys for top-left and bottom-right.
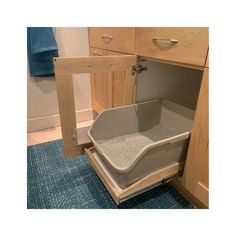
[{"x1": 54, "y1": 55, "x2": 137, "y2": 158}]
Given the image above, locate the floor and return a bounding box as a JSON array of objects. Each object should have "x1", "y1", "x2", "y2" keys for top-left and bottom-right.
[
  {"x1": 27, "y1": 126, "x2": 62, "y2": 146},
  {"x1": 27, "y1": 139, "x2": 195, "y2": 209},
  {"x1": 27, "y1": 125, "x2": 195, "y2": 209},
  {"x1": 27, "y1": 120, "x2": 93, "y2": 146}
]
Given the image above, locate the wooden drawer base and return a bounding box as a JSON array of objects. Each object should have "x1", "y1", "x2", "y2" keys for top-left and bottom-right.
[{"x1": 85, "y1": 147, "x2": 185, "y2": 205}]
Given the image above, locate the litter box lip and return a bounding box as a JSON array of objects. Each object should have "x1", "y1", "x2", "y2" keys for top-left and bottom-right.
[{"x1": 89, "y1": 129, "x2": 191, "y2": 173}]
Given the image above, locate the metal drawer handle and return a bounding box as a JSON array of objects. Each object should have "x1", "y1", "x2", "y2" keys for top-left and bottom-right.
[
  {"x1": 152, "y1": 38, "x2": 178, "y2": 44},
  {"x1": 101, "y1": 35, "x2": 113, "y2": 40},
  {"x1": 93, "y1": 51, "x2": 103, "y2": 56}
]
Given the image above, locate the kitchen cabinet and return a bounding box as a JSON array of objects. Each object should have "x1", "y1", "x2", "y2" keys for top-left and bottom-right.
[
  {"x1": 54, "y1": 27, "x2": 209, "y2": 207},
  {"x1": 89, "y1": 27, "x2": 209, "y2": 115}
]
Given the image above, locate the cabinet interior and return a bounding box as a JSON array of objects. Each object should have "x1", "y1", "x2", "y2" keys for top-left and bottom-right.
[{"x1": 136, "y1": 60, "x2": 203, "y2": 111}]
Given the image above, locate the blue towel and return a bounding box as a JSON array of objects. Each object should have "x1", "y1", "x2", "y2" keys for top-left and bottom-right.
[{"x1": 27, "y1": 27, "x2": 58, "y2": 77}]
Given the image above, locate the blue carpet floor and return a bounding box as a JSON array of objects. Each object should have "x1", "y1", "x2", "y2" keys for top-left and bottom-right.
[{"x1": 27, "y1": 140, "x2": 195, "y2": 209}]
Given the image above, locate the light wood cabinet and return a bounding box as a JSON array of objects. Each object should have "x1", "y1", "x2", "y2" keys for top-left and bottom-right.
[
  {"x1": 88, "y1": 27, "x2": 209, "y2": 207},
  {"x1": 55, "y1": 27, "x2": 209, "y2": 206},
  {"x1": 135, "y1": 27, "x2": 208, "y2": 67},
  {"x1": 182, "y1": 67, "x2": 209, "y2": 207},
  {"x1": 90, "y1": 47, "x2": 137, "y2": 114},
  {"x1": 89, "y1": 28, "x2": 137, "y2": 114},
  {"x1": 89, "y1": 27, "x2": 135, "y2": 54}
]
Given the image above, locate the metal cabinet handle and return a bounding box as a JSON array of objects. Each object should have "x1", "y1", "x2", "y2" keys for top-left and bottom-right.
[
  {"x1": 93, "y1": 51, "x2": 103, "y2": 56},
  {"x1": 101, "y1": 35, "x2": 113, "y2": 40},
  {"x1": 152, "y1": 38, "x2": 178, "y2": 44}
]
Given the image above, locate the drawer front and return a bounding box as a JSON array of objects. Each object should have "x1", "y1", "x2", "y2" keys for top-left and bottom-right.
[
  {"x1": 135, "y1": 27, "x2": 209, "y2": 66},
  {"x1": 89, "y1": 27, "x2": 135, "y2": 54}
]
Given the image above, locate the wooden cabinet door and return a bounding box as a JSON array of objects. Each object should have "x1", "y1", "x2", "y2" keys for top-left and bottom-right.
[
  {"x1": 54, "y1": 55, "x2": 137, "y2": 157},
  {"x1": 183, "y1": 68, "x2": 209, "y2": 207},
  {"x1": 90, "y1": 48, "x2": 109, "y2": 113}
]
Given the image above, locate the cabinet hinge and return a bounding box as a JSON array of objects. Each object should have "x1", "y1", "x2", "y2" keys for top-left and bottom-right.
[{"x1": 132, "y1": 62, "x2": 147, "y2": 75}]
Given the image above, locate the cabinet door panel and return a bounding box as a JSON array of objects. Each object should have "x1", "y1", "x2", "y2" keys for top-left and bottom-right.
[
  {"x1": 183, "y1": 68, "x2": 209, "y2": 207},
  {"x1": 90, "y1": 48, "x2": 109, "y2": 113}
]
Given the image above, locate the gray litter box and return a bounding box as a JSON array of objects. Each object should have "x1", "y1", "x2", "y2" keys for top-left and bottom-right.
[{"x1": 88, "y1": 99, "x2": 194, "y2": 189}]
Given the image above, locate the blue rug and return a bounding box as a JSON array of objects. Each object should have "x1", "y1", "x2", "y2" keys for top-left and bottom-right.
[{"x1": 27, "y1": 140, "x2": 195, "y2": 209}]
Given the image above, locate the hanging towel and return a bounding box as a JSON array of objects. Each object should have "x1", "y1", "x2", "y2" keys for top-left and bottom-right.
[{"x1": 27, "y1": 27, "x2": 59, "y2": 77}]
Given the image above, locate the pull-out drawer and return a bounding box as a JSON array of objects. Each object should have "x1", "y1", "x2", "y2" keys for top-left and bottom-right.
[
  {"x1": 89, "y1": 27, "x2": 135, "y2": 54},
  {"x1": 85, "y1": 147, "x2": 185, "y2": 205},
  {"x1": 88, "y1": 99, "x2": 194, "y2": 188},
  {"x1": 135, "y1": 27, "x2": 208, "y2": 66},
  {"x1": 86, "y1": 99, "x2": 194, "y2": 204}
]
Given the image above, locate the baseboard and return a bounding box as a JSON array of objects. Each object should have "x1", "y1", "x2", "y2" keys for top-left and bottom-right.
[{"x1": 28, "y1": 108, "x2": 94, "y2": 132}]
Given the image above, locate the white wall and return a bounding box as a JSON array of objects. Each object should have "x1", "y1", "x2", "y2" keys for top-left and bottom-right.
[
  {"x1": 136, "y1": 60, "x2": 203, "y2": 110},
  {"x1": 27, "y1": 27, "x2": 92, "y2": 132}
]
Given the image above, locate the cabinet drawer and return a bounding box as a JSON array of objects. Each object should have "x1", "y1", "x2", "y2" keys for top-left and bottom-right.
[
  {"x1": 89, "y1": 27, "x2": 135, "y2": 54},
  {"x1": 135, "y1": 27, "x2": 208, "y2": 66}
]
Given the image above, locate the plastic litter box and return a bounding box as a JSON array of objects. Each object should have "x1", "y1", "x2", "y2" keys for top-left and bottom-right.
[{"x1": 88, "y1": 99, "x2": 194, "y2": 189}]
